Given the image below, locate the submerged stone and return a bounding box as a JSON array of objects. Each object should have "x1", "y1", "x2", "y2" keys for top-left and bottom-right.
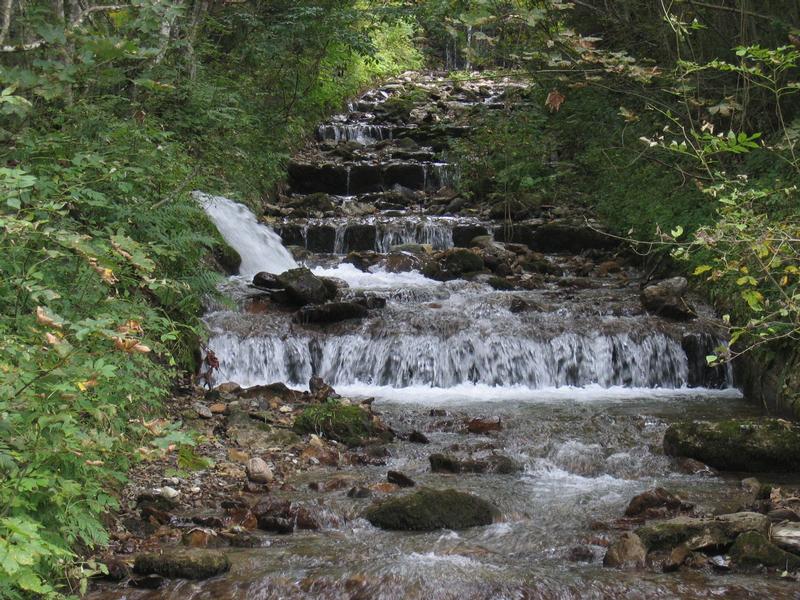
[
  {"x1": 663, "y1": 419, "x2": 800, "y2": 472},
  {"x1": 365, "y1": 488, "x2": 500, "y2": 531},
  {"x1": 603, "y1": 532, "x2": 647, "y2": 569},
  {"x1": 133, "y1": 550, "x2": 230, "y2": 580}
]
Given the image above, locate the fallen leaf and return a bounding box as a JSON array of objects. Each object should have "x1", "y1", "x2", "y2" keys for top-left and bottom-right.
[{"x1": 545, "y1": 89, "x2": 565, "y2": 112}]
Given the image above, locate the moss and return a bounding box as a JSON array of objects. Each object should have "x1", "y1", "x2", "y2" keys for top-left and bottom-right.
[
  {"x1": 488, "y1": 276, "x2": 515, "y2": 290},
  {"x1": 365, "y1": 488, "x2": 500, "y2": 531},
  {"x1": 133, "y1": 550, "x2": 230, "y2": 580},
  {"x1": 729, "y1": 531, "x2": 800, "y2": 571},
  {"x1": 442, "y1": 249, "x2": 484, "y2": 275},
  {"x1": 293, "y1": 401, "x2": 375, "y2": 446},
  {"x1": 635, "y1": 513, "x2": 769, "y2": 552},
  {"x1": 213, "y1": 240, "x2": 242, "y2": 275},
  {"x1": 663, "y1": 419, "x2": 800, "y2": 472}
]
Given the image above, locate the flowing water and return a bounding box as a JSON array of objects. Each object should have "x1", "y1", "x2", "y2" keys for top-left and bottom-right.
[{"x1": 104, "y1": 75, "x2": 800, "y2": 599}]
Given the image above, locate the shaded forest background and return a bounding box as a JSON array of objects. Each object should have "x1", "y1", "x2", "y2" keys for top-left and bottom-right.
[{"x1": 0, "y1": 1, "x2": 798, "y2": 596}]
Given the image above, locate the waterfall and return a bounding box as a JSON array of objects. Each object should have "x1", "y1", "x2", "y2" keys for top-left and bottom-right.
[
  {"x1": 195, "y1": 192, "x2": 297, "y2": 277},
  {"x1": 376, "y1": 221, "x2": 454, "y2": 252},
  {"x1": 206, "y1": 329, "x2": 717, "y2": 390}
]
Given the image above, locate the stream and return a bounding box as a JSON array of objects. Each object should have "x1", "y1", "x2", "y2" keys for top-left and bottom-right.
[{"x1": 97, "y1": 73, "x2": 800, "y2": 599}]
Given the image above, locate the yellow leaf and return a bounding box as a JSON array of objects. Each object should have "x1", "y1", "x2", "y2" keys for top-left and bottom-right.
[{"x1": 36, "y1": 306, "x2": 63, "y2": 329}]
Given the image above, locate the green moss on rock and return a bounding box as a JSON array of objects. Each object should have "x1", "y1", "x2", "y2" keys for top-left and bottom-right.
[
  {"x1": 293, "y1": 401, "x2": 375, "y2": 446},
  {"x1": 729, "y1": 531, "x2": 800, "y2": 571},
  {"x1": 663, "y1": 419, "x2": 800, "y2": 472},
  {"x1": 133, "y1": 550, "x2": 230, "y2": 580},
  {"x1": 365, "y1": 488, "x2": 500, "y2": 531},
  {"x1": 635, "y1": 512, "x2": 769, "y2": 552}
]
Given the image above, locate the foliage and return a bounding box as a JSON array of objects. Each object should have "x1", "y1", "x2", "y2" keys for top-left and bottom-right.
[{"x1": 0, "y1": 0, "x2": 420, "y2": 596}]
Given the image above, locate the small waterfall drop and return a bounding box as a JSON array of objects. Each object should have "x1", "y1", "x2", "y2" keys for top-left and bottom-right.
[{"x1": 195, "y1": 191, "x2": 297, "y2": 277}]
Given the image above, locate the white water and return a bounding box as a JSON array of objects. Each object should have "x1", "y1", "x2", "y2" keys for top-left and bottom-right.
[
  {"x1": 195, "y1": 192, "x2": 298, "y2": 277},
  {"x1": 311, "y1": 263, "x2": 439, "y2": 289},
  {"x1": 206, "y1": 329, "x2": 701, "y2": 390}
]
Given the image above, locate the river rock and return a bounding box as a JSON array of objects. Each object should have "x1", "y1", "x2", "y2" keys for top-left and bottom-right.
[
  {"x1": 293, "y1": 301, "x2": 367, "y2": 325},
  {"x1": 466, "y1": 416, "x2": 502, "y2": 434},
  {"x1": 294, "y1": 402, "x2": 388, "y2": 446},
  {"x1": 624, "y1": 487, "x2": 691, "y2": 518},
  {"x1": 603, "y1": 532, "x2": 647, "y2": 568},
  {"x1": 246, "y1": 457, "x2": 273, "y2": 484},
  {"x1": 133, "y1": 550, "x2": 230, "y2": 580},
  {"x1": 635, "y1": 512, "x2": 770, "y2": 552},
  {"x1": 641, "y1": 277, "x2": 695, "y2": 320},
  {"x1": 663, "y1": 418, "x2": 800, "y2": 472},
  {"x1": 276, "y1": 267, "x2": 335, "y2": 305},
  {"x1": 364, "y1": 488, "x2": 500, "y2": 531},
  {"x1": 729, "y1": 531, "x2": 800, "y2": 570},
  {"x1": 429, "y1": 453, "x2": 522, "y2": 475},
  {"x1": 771, "y1": 522, "x2": 800, "y2": 554},
  {"x1": 408, "y1": 430, "x2": 430, "y2": 444},
  {"x1": 252, "y1": 272, "x2": 282, "y2": 289},
  {"x1": 387, "y1": 471, "x2": 416, "y2": 488}
]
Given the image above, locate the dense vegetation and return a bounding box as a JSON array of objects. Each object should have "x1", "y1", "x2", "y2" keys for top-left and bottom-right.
[
  {"x1": 0, "y1": 0, "x2": 797, "y2": 597},
  {"x1": 0, "y1": 1, "x2": 420, "y2": 596}
]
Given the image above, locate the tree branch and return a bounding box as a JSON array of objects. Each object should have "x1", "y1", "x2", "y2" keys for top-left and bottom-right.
[
  {"x1": 688, "y1": 1, "x2": 775, "y2": 22},
  {"x1": 0, "y1": 0, "x2": 13, "y2": 47}
]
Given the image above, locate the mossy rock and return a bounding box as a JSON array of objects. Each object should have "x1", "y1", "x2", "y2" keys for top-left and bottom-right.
[
  {"x1": 293, "y1": 401, "x2": 375, "y2": 446},
  {"x1": 635, "y1": 512, "x2": 769, "y2": 552},
  {"x1": 488, "y1": 276, "x2": 515, "y2": 290},
  {"x1": 729, "y1": 531, "x2": 800, "y2": 571},
  {"x1": 214, "y1": 241, "x2": 242, "y2": 275},
  {"x1": 365, "y1": 488, "x2": 500, "y2": 531},
  {"x1": 133, "y1": 550, "x2": 230, "y2": 580},
  {"x1": 663, "y1": 419, "x2": 800, "y2": 472}
]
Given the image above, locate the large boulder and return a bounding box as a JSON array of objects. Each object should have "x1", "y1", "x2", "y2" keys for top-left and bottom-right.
[
  {"x1": 729, "y1": 531, "x2": 800, "y2": 570},
  {"x1": 293, "y1": 401, "x2": 389, "y2": 446},
  {"x1": 276, "y1": 268, "x2": 335, "y2": 306},
  {"x1": 641, "y1": 277, "x2": 695, "y2": 320},
  {"x1": 635, "y1": 512, "x2": 770, "y2": 552},
  {"x1": 365, "y1": 488, "x2": 500, "y2": 531},
  {"x1": 663, "y1": 419, "x2": 800, "y2": 472},
  {"x1": 293, "y1": 302, "x2": 368, "y2": 325},
  {"x1": 133, "y1": 550, "x2": 230, "y2": 580}
]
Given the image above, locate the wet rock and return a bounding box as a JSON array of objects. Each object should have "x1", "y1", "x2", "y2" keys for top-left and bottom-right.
[
  {"x1": 387, "y1": 471, "x2": 416, "y2": 488},
  {"x1": 305, "y1": 225, "x2": 337, "y2": 253},
  {"x1": 342, "y1": 224, "x2": 377, "y2": 252},
  {"x1": 182, "y1": 528, "x2": 223, "y2": 549},
  {"x1": 603, "y1": 532, "x2": 647, "y2": 568},
  {"x1": 252, "y1": 272, "x2": 282, "y2": 290},
  {"x1": 663, "y1": 419, "x2": 800, "y2": 472},
  {"x1": 441, "y1": 248, "x2": 484, "y2": 276},
  {"x1": 351, "y1": 294, "x2": 387, "y2": 310},
  {"x1": 274, "y1": 268, "x2": 335, "y2": 306},
  {"x1": 772, "y1": 523, "x2": 800, "y2": 554},
  {"x1": 567, "y1": 546, "x2": 595, "y2": 562},
  {"x1": 452, "y1": 225, "x2": 489, "y2": 247},
  {"x1": 348, "y1": 486, "x2": 372, "y2": 499},
  {"x1": 641, "y1": 277, "x2": 695, "y2": 320},
  {"x1": 676, "y1": 457, "x2": 717, "y2": 476},
  {"x1": 767, "y1": 508, "x2": 800, "y2": 523},
  {"x1": 133, "y1": 550, "x2": 230, "y2": 580},
  {"x1": 129, "y1": 574, "x2": 164, "y2": 589},
  {"x1": 408, "y1": 430, "x2": 430, "y2": 444},
  {"x1": 309, "y1": 376, "x2": 336, "y2": 400},
  {"x1": 365, "y1": 488, "x2": 500, "y2": 531},
  {"x1": 466, "y1": 416, "x2": 502, "y2": 434},
  {"x1": 730, "y1": 531, "x2": 800, "y2": 570},
  {"x1": 345, "y1": 250, "x2": 382, "y2": 272},
  {"x1": 309, "y1": 475, "x2": 357, "y2": 492},
  {"x1": 488, "y1": 276, "x2": 515, "y2": 290},
  {"x1": 624, "y1": 487, "x2": 692, "y2": 519},
  {"x1": 246, "y1": 457, "x2": 273, "y2": 484},
  {"x1": 635, "y1": 512, "x2": 770, "y2": 552},
  {"x1": 293, "y1": 301, "x2": 367, "y2": 325},
  {"x1": 662, "y1": 543, "x2": 691, "y2": 572},
  {"x1": 509, "y1": 297, "x2": 529, "y2": 313},
  {"x1": 429, "y1": 453, "x2": 521, "y2": 475},
  {"x1": 294, "y1": 402, "x2": 387, "y2": 446},
  {"x1": 214, "y1": 241, "x2": 242, "y2": 276}
]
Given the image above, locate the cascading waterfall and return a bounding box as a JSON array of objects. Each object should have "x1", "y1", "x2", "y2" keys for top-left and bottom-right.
[
  {"x1": 317, "y1": 124, "x2": 392, "y2": 145},
  {"x1": 375, "y1": 221, "x2": 454, "y2": 252},
  {"x1": 206, "y1": 329, "x2": 700, "y2": 390},
  {"x1": 195, "y1": 192, "x2": 297, "y2": 277}
]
